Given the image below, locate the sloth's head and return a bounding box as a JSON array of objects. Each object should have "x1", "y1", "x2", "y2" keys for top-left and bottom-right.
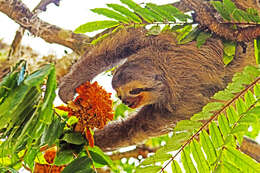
[{"x1": 112, "y1": 58, "x2": 167, "y2": 109}]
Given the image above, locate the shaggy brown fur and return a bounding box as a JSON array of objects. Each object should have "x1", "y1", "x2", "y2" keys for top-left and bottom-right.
[{"x1": 59, "y1": 27, "x2": 255, "y2": 151}]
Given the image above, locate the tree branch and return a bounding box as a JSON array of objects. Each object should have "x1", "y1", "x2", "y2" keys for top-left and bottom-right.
[
  {"x1": 240, "y1": 137, "x2": 260, "y2": 162},
  {"x1": 8, "y1": 0, "x2": 62, "y2": 57},
  {"x1": 182, "y1": 0, "x2": 260, "y2": 42},
  {"x1": 0, "y1": 0, "x2": 92, "y2": 55}
]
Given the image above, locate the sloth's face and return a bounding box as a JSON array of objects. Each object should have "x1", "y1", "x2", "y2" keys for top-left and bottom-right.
[
  {"x1": 114, "y1": 80, "x2": 159, "y2": 109},
  {"x1": 111, "y1": 58, "x2": 167, "y2": 108}
]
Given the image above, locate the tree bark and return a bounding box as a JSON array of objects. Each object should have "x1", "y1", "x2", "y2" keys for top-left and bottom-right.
[{"x1": 0, "y1": 0, "x2": 92, "y2": 55}]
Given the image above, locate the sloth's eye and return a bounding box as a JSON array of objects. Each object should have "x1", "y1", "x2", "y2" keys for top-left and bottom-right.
[
  {"x1": 130, "y1": 88, "x2": 143, "y2": 95},
  {"x1": 129, "y1": 88, "x2": 154, "y2": 95}
]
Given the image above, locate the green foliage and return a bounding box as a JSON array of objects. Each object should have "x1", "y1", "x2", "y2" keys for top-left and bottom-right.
[
  {"x1": 254, "y1": 37, "x2": 260, "y2": 64},
  {"x1": 74, "y1": 0, "x2": 190, "y2": 34},
  {"x1": 0, "y1": 63, "x2": 57, "y2": 170},
  {"x1": 136, "y1": 65, "x2": 260, "y2": 173},
  {"x1": 223, "y1": 40, "x2": 236, "y2": 66},
  {"x1": 61, "y1": 156, "x2": 94, "y2": 173},
  {"x1": 211, "y1": 0, "x2": 260, "y2": 23},
  {"x1": 75, "y1": 20, "x2": 120, "y2": 33}
]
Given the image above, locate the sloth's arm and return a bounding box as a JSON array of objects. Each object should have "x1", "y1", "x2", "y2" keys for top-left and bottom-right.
[
  {"x1": 94, "y1": 105, "x2": 182, "y2": 151},
  {"x1": 58, "y1": 28, "x2": 149, "y2": 102}
]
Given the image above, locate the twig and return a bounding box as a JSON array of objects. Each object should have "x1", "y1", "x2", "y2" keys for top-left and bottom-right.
[{"x1": 85, "y1": 146, "x2": 97, "y2": 173}]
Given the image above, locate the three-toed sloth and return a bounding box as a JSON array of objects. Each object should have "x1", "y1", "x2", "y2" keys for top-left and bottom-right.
[{"x1": 59, "y1": 27, "x2": 255, "y2": 151}]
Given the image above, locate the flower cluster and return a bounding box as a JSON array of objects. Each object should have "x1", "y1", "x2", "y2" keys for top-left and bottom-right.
[{"x1": 57, "y1": 81, "x2": 114, "y2": 147}]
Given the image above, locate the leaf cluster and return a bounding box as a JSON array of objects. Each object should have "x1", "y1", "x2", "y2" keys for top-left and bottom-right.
[
  {"x1": 137, "y1": 65, "x2": 260, "y2": 173},
  {"x1": 0, "y1": 62, "x2": 116, "y2": 172},
  {"x1": 211, "y1": 0, "x2": 260, "y2": 23},
  {"x1": 74, "y1": 0, "x2": 190, "y2": 36}
]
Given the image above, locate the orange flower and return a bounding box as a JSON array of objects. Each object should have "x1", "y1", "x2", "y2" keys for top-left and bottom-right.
[
  {"x1": 57, "y1": 81, "x2": 114, "y2": 147},
  {"x1": 34, "y1": 147, "x2": 65, "y2": 173}
]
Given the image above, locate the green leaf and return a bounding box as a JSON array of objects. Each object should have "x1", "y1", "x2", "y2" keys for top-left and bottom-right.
[
  {"x1": 24, "y1": 64, "x2": 53, "y2": 86},
  {"x1": 236, "y1": 98, "x2": 246, "y2": 115},
  {"x1": 0, "y1": 71, "x2": 19, "y2": 101},
  {"x1": 88, "y1": 146, "x2": 115, "y2": 169},
  {"x1": 190, "y1": 140, "x2": 210, "y2": 173},
  {"x1": 254, "y1": 37, "x2": 260, "y2": 64},
  {"x1": 156, "y1": 142, "x2": 181, "y2": 154},
  {"x1": 174, "y1": 120, "x2": 202, "y2": 132},
  {"x1": 147, "y1": 25, "x2": 161, "y2": 36},
  {"x1": 67, "y1": 116, "x2": 79, "y2": 126},
  {"x1": 196, "y1": 32, "x2": 211, "y2": 48},
  {"x1": 159, "y1": 5, "x2": 191, "y2": 22},
  {"x1": 141, "y1": 152, "x2": 171, "y2": 166},
  {"x1": 62, "y1": 132, "x2": 86, "y2": 145},
  {"x1": 176, "y1": 25, "x2": 193, "y2": 43},
  {"x1": 239, "y1": 113, "x2": 257, "y2": 124},
  {"x1": 172, "y1": 131, "x2": 192, "y2": 143},
  {"x1": 209, "y1": 122, "x2": 224, "y2": 148},
  {"x1": 24, "y1": 147, "x2": 39, "y2": 169},
  {"x1": 120, "y1": 0, "x2": 154, "y2": 23},
  {"x1": 212, "y1": 90, "x2": 234, "y2": 101},
  {"x1": 41, "y1": 66, "x2": 56, "y2": 111},
  {"x1": 244, "y1": 90, "x2": 256, "y2": 106},
  {"x1": 181, "y1": 146, "x2": 197, "y2": 173},
  {"x1": 0, "y1": 167, "x2": 19, "y2": 173},
  {"x1": 171, "y1": 24, "x2": 186, "y2": 31},
  {"x1": 226, "y1": 106, "x2": 239, "y2": 126},
  {"x1": 223, "y1": 54, "x2": 234, "y2": 66},
  {"x1": 224, "y1": 147, "x2": 260, "y2": 172},
  {"x1": 222, "y1": 161, "x2": 242, "y2": 172},
  {"x1": 224, "y1": 135, "x2": 236, "y2": 147},
  {"x1": 38, "y1": 66, "x2": 56, "y2": 125},
  {"x1": 254, "y1": 83, "x2": 260, "y2": 97},
  {"x1": 0, "y1": 84, "x2": 30, "y2": 129},
  {"x1": 223, "y1": 41, "x2": 236, "y2": 56},
  {"x1": 191, "y1": 111, "x2": 213, "y2": 121},
  {"x1": 200, "y1": 130, "x2": 217, "y2": 164},
  {"x1": 54, "y1": 150, "x2": 74, "y2": 166},
  {"x1": 202, "y1": 102, "x2": 224, "y2": 112},
  {"x1": 246, "y1": 8, "x2": 260, "y2": 23},
  {"x1": 62, "y1": 156, "x2": 92, "y2": 173},
  {"x1": 91, "y1": 8, "x2": 130, "y2": 23},
  {"x1": 231, "y1": 124, "x2": 248, "y2": 134},
  {"x1": 146, "y1": 3, "x2": 176, "y2": 22},
  {"x1": 233, "y1": 9, "x2": 251, "y2": 22},
  {"x1": 171, "y1": 160, "x2": 182, "y2": 173},
  {"x1": 223, "y1": 0, "x2": 236, "y2": 15},
  {"x1": 218, "y1": 114, "x2": 230, "y2": 138},
  {"x1": 75, "y1": 20, "x2": 120, "y2": 33},
  {"x1": 107, "y1": 4, "x2": 142, "y2": 23},
  {"x1": 41, "y1": 117, "x2": 65, "y2": 146},
  {"x1": 247, "y1": 106, "x2": 260, "y2": 115},
  {"x1": 136, "y1": 166, "x2": 161, "y2": 173},
  {"x1": 211, "y1": 1, "x2": 231, "y2": 21},
  {"x1": 226, "y1": 81, "x2": 244, "y2": 93},
  {"x1": 178, "y1": 27, "x2": 200, "y2": 44}
]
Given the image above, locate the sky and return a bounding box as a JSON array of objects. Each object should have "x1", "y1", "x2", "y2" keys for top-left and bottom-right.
[{"x1": 0, "y1": 0, "x2": 259, "y2": 172}]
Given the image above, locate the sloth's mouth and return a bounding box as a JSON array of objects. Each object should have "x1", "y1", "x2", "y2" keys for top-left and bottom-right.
[{"x1": 123, "y1": 95, "x2": 143, "y2": 109}]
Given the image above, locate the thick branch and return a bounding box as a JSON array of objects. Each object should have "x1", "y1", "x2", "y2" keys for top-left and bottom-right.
[
  {"x1": 240, "y1": 137, "x2": 260, "y2": 162},
  {"x1": 8, "y1": 0, "x2": 62, "y2": 57},
  {"x1": 182, "y1": 0, "x2": 260, "y2": 42},
  {"x1": 0, "y1": 0, "x2": 91, "y2": 55}
]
